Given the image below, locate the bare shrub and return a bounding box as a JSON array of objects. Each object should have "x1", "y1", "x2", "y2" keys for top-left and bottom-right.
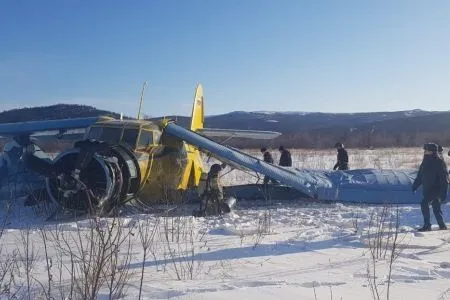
[
  {"x1": 137, "y1": 217, "x2": 160, "y2": 300},
  {"x1": 205, "y1": 259, "x2": 234, "y2": 280},
  {"x1": 252, "y1": 211, "x2": 271, "y2": 250},
  {"x1": 50, "y1": 216, "x2": 134, "y2": 300},
  {"x1": 36, "y1": 228, "x2": 53, "y2": 300},
  {"x1": 17, "y1": 227, "x2": 40, "y2": 300},
  {"x1": 161, "y1": 216, "x2": 206, "y2": 280},
  {"x1": 438, "y1": 288, "x2": 450, "y2": 300},
  {"x1": 351, "y1": 211, "x2": 359, "y2": 234},
  {"x1": 365, "y1": 205, "x2": 406, "y2": 300},
  {"x1": 103, "y1": 221, "x2": 134, "y2": 300},
  {"x1": 252, "y1": 183, "x2": 273, "y2": 249},
  {"x1": 0, "y1": 248, "x2": 20, "y2": 299}
]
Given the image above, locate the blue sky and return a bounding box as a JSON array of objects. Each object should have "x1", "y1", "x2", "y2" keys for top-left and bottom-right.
[{"x1": 1, "y1": 1, "x2": 450, "y2": 117}]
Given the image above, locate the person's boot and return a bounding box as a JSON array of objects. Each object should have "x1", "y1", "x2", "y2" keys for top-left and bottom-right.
[
  {"x1": 418, "y1": 225, "x2": 432, "y2": 232},
  {"x1": 439, "y1": 224, "x2": 448, "y2": 230}
]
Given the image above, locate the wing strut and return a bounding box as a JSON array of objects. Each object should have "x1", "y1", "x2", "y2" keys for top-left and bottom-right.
[{"x1": 160, "y1": 121, "x2": 316, "y2": 198}]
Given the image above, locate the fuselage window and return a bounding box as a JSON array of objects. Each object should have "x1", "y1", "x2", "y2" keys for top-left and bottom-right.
[
  {"x1": 138, "y1": 130, "x2": 153, "y2": 149},
  {"x1": 122, "y1": 128, "x2": 139, "y2": 148}
]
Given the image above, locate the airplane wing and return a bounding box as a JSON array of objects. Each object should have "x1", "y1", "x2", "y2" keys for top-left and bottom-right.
[
  {"x1": 197, "y1": 128, "x2": 281, "y2": 140},
  {"x1": 162, "y1": 121, "x2": 440, "y2": 204},
  {"x1": 0, "y1": 116, "x2": 109, "y2": 137},
  {"x1": 286, "y1": 168, "x2": 426, "y2": 204}
]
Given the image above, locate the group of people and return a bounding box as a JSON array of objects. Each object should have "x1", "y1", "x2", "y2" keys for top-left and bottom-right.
[
  {"x1": 196, "y1": 143, "x2": 345, "y2": 216},
  {"x1": 261, "y1": 142, "x2": 350, "y2": 172},
  {"x1": 195, "y1": 141, "x2": 449, "y2": 232},
  {"x1": 260, "y1": 146, "x2": 292, "y2": 184},
  {"x1": 194, "y1": 146, "x2": 294, "y2": 216}
]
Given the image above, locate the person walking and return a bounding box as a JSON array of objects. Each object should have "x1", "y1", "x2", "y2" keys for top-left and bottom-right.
[
  {"x1": 412, "y1": 143, "x2": 448, "y2": 231},
  {"x1": 333, "y1": 142, "x2": 349, "y2": 170},
  {"x1": 278, "y1": 146, "x2": 292, "y2": 167}
]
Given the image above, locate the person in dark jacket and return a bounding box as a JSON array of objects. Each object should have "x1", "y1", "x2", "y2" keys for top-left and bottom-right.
[
  {"x1": 412, "y1": 143, "x2": 448, "y2": 231},
  {"x1": 261, "y1": 147, "x2": 274, "y2": 164},
  {"x1": 278, "y1": 146, "x2": 292, "y2": 167},
  {"x1": 260, "y1": 147, "x2": 277, "y2": 184},
  {"x1": 333, "y1": 142, "x2": 349, "y2": 170}
]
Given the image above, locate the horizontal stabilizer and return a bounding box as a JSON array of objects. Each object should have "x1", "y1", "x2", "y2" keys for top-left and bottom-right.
[
  {"x1": 0, "y1": 117, "x2": 107, "y2": 137},
  {"x1": 197, "y1": 128, "x2": 281, "y2": 140}
]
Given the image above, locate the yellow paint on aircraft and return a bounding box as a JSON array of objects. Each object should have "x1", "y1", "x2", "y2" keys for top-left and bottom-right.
[{"x1": 83, "y1": 84, "x2": 207, "y2": 204}]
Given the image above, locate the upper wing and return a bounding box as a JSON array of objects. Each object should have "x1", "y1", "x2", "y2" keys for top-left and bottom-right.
[
  {"x1": 197, "y1": 128, "x2": 281, "y2": 140},
  {"x1": 0, "y1": 116, "x2": 109, "y2": 137}
]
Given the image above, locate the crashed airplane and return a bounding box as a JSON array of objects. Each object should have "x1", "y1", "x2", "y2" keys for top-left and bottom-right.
[{"x1": 0, "y1": 84, "x2": 441, "y2": 216}]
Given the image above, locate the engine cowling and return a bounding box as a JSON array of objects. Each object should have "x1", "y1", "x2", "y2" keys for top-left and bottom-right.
[{"x1": 46, "y1": 141, "x2": 140, "y2": 214}]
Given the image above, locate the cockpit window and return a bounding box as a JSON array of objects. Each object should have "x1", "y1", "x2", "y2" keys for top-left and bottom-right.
[
  {"x1": 122, "y1": 128, "x2": 139, "y2": 148},
  {"x1": 138, "y1": 130, "x2": 153, "y2": 149},
  {"x1": 87, "y1": 127, "x2": 102, "y2": 140},
  {"x1": 86, "y1": 126, "x2": 122, "y2": 144},
  {"x1": 100, "y1": 127, "x2": 122, "y2": 144}
]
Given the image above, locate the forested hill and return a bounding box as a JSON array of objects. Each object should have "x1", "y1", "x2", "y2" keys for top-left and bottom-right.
[
  {"x1": 1, "y1": 104, "x2": 449, "y2": 148},
  {"x1": 0, "y1": 104, "x2": 120, "y2": 123}
]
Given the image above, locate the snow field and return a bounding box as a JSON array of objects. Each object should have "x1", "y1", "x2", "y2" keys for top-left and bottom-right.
[{"x1": 0, "y1": 147, "x2": 449, "y2": 299}]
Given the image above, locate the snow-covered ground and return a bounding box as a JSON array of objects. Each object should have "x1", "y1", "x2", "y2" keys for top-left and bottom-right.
[{"x1": 1, "y1": 148, "x2": 449, "y2": 299}]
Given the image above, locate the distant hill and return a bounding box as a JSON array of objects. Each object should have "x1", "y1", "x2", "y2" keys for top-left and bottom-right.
[
  {"x1": 0, "y1": 104, "x2": 120, "y2": 123},
  {"x1": 1, "y1": 104, "x2": 449, "y2": 148},
  {"x1": 303, "y1": 111, "x2": 450, "y2": 148},
  {"x1": 204, "y1": 109, "x2": 438, "y2": 133}
]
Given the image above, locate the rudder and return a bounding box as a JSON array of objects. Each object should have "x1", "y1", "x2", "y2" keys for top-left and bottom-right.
[{"x1": 190, "y1": 84, "x2": 204, "y2": 131}]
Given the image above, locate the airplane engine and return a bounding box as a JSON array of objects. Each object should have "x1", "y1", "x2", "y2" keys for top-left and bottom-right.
[{"x1": 45, "y1": 140, "x2": 141, "y2": 213}]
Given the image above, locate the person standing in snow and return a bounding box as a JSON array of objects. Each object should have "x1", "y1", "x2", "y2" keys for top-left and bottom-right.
[
  {"x1": 412, "y1": 143, "x2": 448, "y2": 231},
  {"x1": 333, "y1": 142, "x2": 349, "y2": 170},
  {"x1": 278, "y1": 146, "x2": 292, "y2": 167},
  {"x1": 260, "y1": 147, "x2": 277, "y2": 184},
  {"x1": 200, "y1": 163, "x2": 227, "y2": 216}
]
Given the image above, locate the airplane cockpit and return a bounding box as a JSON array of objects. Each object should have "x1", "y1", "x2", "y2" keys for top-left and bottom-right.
[{"x1": 84, "y1": 120, "x2": 162, "y2": 151}]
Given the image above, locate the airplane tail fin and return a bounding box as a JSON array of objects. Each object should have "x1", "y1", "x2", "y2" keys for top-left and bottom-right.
[{"x1": 190, "y1": 84, "x2": 204, "y2": 132}]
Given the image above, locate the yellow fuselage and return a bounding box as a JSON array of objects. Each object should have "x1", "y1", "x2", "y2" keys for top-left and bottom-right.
[{"x1": 84, "y1": 119, "x2": 203, "y2": 203}]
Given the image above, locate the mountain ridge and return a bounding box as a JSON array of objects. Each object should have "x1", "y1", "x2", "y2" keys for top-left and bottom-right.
[{"x1": 1, "y1": 104, "x2": 449, "y2": 148}]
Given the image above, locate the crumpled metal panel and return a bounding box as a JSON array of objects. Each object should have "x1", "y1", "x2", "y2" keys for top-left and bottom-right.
[{"x1": 290, "y1": 168, "x2": 427, "y2": 204}]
